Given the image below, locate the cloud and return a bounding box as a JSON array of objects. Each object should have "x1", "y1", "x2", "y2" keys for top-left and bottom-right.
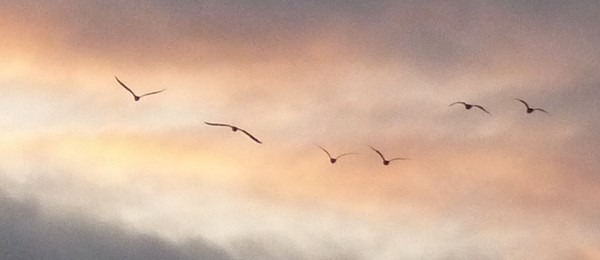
[
  {"x1": 0, "y1": 189, "x2": 231, "y2": 260},
  {"x1": 0, "y1": 131, "x2": 599, "y2": 260},
  {"x1": 0, "y1": 1, "x2": 599, "y2": 259},
  {"x1": 2, "y1": 0, "x2": 598, "y2": 75}
]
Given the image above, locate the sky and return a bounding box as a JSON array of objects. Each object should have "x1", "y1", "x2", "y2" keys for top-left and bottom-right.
[{"x1": 0, "y1": 0, "x2": 599, "y2": 259}]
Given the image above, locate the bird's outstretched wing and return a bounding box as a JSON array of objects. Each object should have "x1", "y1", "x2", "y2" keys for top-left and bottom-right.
[
  {"x1": 335, "y1": 153, "x2": 358, "y2": 159},
  {"x1": 534, "y1": 108, "x2": 550, "y2": 115},
  {"x1": 239, "y1": 129, "x2": 262, "y2": 144},
  {"x1": 115, "y1": 76, "x2": 137, "y2": 97},
  {"x1": 316, "y1": 145, "x2": 332, "y2": 158},
  {"x1": 515, "y1": 98, "x2": 530, "y2": 109},
  {"x1": 139, "y1": 89, "x2": 166, "y2": 98},
  {"x1": 473, "y1": 105, "x2": 491, "y2": 114},
  {"x1": 449, "y1": 102, "x2": 466, "y2": 107},
  {"x1": 369, "y1": 146, "x2": 386, "y2": 160},
  {"x1": 389, "y1": 157, "x2": 409, "y2": 162},
  {"x1": 204, "y1": 122, "x2": 234, "y2": 128}
]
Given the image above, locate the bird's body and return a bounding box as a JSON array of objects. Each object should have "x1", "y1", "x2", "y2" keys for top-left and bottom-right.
[
  {"x1": 369, "y1": 146, "x2": 408, "y2": 166},
  {"x1": 515, "y1": 98, "x2": 549, "y2": 115},
  {"x1": 115, "y1": 76, "x2": 165, "y2": 102},
  {"x1": 450, "y1": 101, "x2": 490, "y2": 114},
  {"x1": 204, "y1": 122, "x2": 262, "y2": 144},
  {"x1": 316, "y1": 145, "x2": 357, "y2": 164}
]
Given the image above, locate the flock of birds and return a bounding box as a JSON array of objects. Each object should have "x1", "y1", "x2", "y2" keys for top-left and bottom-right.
[
  {"x1": 115, "y1": 76, "x2": 550, "y2": 166},
  {"x1": 449, "y1": 100, "x2": 549, "y2": 115}
]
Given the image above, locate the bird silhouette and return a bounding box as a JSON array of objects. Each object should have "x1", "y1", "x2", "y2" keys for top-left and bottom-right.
[
  {"x1": 316, "y1": 145, "x2": 357, "y2": 164},
  {"x1": 369, "y1": 146, "x2": 409, "y2": 166},
  {"x1": 515, "y1": 98, "x2": 549, "y2": 115},
  {"x1": 449, "y1": 102, "x2": 490, "y2": 114},
  {"x1": 115, "y1": 76, "x2": 165, "y2": 102},
  {"x1": 204, "y1": 122, "x2": 262, "y2": 144}
]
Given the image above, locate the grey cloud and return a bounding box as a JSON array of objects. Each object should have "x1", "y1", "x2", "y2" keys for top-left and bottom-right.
[
  {"x1": 228, "y1": 234, "x2": 365, "y2": 260},
  {"x1": 229, "y1": 236, "x2": 306, "y2": 260},
  {"x1": 4, "y1": 0, "x2": 599, "y2": 73},
  {"x1": 0, "y1": 190, "x2": 231, "y2": 260}
]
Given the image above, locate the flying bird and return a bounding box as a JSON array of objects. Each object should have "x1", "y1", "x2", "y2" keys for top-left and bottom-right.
[
  {"x1": 369, "y1": 146, "x2": 409, "y2": 166},
  {"x1": 115, "y1": 76, "x2": 165, "y2": 102},
  {"x1": 515, "y1": 98, "x2": 549, "y2": 115},
  {"x1": 316, "y1": 145, "x2": 357, "y2": 164},
  {"x1": 204, "y1": 122, "x2": 262, "y2": 144},
  {"x1": 449, "y1": 102, "x2": 490, "y2": 114}
]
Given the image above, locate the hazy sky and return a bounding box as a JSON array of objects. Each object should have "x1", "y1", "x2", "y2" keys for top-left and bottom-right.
[{"x1": 1, "y1": 0, "x2": 599, "y2": 259}]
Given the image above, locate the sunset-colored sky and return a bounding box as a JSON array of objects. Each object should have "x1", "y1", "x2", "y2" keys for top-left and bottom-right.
[{"x1": 1, "y1": 1, "x2": 599, "y2": 259}]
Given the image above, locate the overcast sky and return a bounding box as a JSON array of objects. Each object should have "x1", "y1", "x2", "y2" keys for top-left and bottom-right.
[{"x1": 0, "y1": 0, "x2": 599, "y2": 259}]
